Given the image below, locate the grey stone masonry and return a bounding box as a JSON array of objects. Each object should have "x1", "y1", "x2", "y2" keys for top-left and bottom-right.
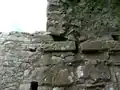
[
  {"x1": 42, "y1": 41, "x2": 76, "y2": 51},
  {"x1": 0, "y1": 31, "x2": 120, "y2": 90},
  {"x1": 1, "y1": 0, "x2": 120, "y2": 89}
]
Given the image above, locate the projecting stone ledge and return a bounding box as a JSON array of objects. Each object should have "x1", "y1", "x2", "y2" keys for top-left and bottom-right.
[
  {"x1": 41, "y1": 41, "x2": 76, "y2": 52},
  {"x1": 80, "y1": 40, "x2": 108, "y2": 51}
]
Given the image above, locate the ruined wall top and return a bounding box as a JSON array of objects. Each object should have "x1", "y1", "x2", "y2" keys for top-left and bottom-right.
[{"x1": 47, "y1": 0, "x2": 120, "y2": 40}]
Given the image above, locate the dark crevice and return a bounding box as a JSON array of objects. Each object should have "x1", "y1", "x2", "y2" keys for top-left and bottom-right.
[
  {"x1": 51, "y1": 35, "x2": 67, "y2": 41},
  {"x1": 73, "y1": 42, "x2": 78, "y2": 53},
  {"x1": 28, "y1": 48, "x2": 37, "y2": 52},
  {"x1": 111, "y1": 34, "x2": 119, "y2": 41},
  {"x1": 82, "y1": 49, "x2": 107, "y2": 54},
  {"x1": 82, "y1": 50, "x2": 102, "y2": 54},
  {"x1": 44, "y1": 50, "x2": 76, "y2": 53},
  {"x1": 30, "y1": 81, "x2": 38, "y2": 90},
  {"x1": 76, "y1": 0, "x2": 81, "y2": 2}
]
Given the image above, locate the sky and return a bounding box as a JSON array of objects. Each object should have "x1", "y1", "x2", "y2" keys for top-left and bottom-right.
[{"x1": 0, "y1": 0, "x2": 47, "y2": 33}]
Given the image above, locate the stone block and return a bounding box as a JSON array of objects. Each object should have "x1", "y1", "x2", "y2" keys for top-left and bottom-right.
[
  {"x1": 112, "y1": 66, "x2": 120, "y2": 82},
  {"x1": 31, "y1": 64, "x2": 74, "y2": 86},
  {"x1": 47, "y1": 12, "x2": 64, "y2": 35},
  {"x1": 53, "y1": 87, "x2": 64, "y2": 90},
  {"x1": 38, "y1": 86, "x2": 52, "y2": 90},
  {"x1": 48, "y1": 0, "x2": 60, "y2": 6},
  {"x1": 42, "y1": 41, "x2": 76, "y2": 51},
  {"x1": 104, "y1": 83, "x2": 119, "y2": 90},
  {"x1": 64, "y1": 55, "x2": 75, "y2": 63},
  {"x1": 75, "y1": 63, "x2": 110, "y2": 84},
  {"x1": 109, "y1": 52, "x2": 120, "y2": 65},
  {"x1": 109, "y1": 67, "x2": 117, "y2": 83},
  {"x1": 33, "y1": 52, "x2": 75, "y2": 67},
  {"x1": 19, "y1": 83, "x2": 30, "y2": 90},
  {"x1": 31, "y1": 66, "x2": 52, "y2": 85},
  {"x1": 34, "y1": 53, "x2": 61, "y2": 66},
  {"x1": 52, "y1": 52, "x2": 74, "y2": 57},
  {"x1": 52, "y1": 68, "x2": 73, "y2": 86},
  {"x1": 52, "y1": 52, "x2": 75, "y2": 63},
  {"x1": 65, "y1": 85, "x2": 86, "y2": 90},
  {"x1": 80, "y1": 40, "x2": 107, "y2": 51},
  {"x1": 110, "y1": 41, "x2": 120, "y2": 51},
  {"x1": 31, "y1": 35, "x2": 53, "y2": 43},
  {"x1": 51, "y1": 64, "x2": 74, "y2": 86},
  {"x1": 80, "y1": 52, "x2": 109, "y2": 61}
]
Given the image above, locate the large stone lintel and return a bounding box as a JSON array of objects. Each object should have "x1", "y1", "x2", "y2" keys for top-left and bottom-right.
[
  {"x1": 80, "y1": 40, "x2": 107, "y2": 52},
  {"x1": 42, "y1": 41, "x2": 76, "y2": 52},
  {"x1": 80, "y1": 40, "x2": 120, "y2": 52}
]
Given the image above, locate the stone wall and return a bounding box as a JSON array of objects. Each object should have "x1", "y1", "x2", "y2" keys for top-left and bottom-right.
[
  {"x1": 47, "y1": 0, "x2": 120, "y2": 38},
  {"x1": 0, "y1": 0, "x2": 120, "y2": 90},
  {"x1": 0, "y1": 31, "x2": 120, "y2": 90},
  {"x1": 46, "y1": 0, "x2": 120, "y2": 89}
]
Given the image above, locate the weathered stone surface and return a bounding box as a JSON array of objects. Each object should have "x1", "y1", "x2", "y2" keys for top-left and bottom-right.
[
  {"x1": 76, "y1": 66, "x2": 84, "y2": 83},
  {"x1": 33, "y1": 52, "x2": 75, "y2": 67},
  {"x1": 65, "y1": 85, "x2": 86, "y2": 90},
  {"x1": 51, "y1": 64, "x2": 74, "y2": 86},
  {"x1": 0, "y1": 31, "x2": 120, "y2": 90},
  {"x1": 104, "y1": 83, "x2": 119, "y2": 90},
  {"x1": 75, "y1": 63, "x2": 110, "y2": 84},
  {"x1": 1, "y1": 0, "x2": 120, "y2": 89},
  {"x1": 34, "y1": 53, "x2": 62, "y2": 66},
  {"x1": 110, "y1": 52, "x2": 120, "y2": 65},
  {"x1": 34, "y1": 53, "x2": 53, "y2": 66},
  {"x1": 53, "y1": 87, "x2": 64, "y2": 90},
  {"x1": 31, "y1": 64, "x2": 74, "y2": 86},
  {"x1": 38, "y1": 86, "x2": 52, "y2": 90},
  {"x1": 80, "y1": 52, "x2": 109, "y2": 61},
  {"x1": 52, "y1": 52, "x2": 75, "y2": 63},
  {"x1": 80, "y1": 40, "x2": 107, "y2": 51},
  {"x1": 19, "y1": 83, "x2": 30, "y2": 90},
  {"x1": 52, "y1": 52, "x2": 74, "y2": 57},
  {"x1": 52, "y1": 68, "x2": 73, "y2": 86},
  {"x1": 112, "y1": 66, "x2": 120, "y2": 84},
  {"x1": 32, "y1": 35, "x2": 54, "y2": 43},
  {"x1": 42, "y1": 41, "x2": 76, "y2": 51},
  {"x1": 31, "y1": 66, "x2": 52, "y2": 85},
  {"x1": 110, "y1": 42, "x2": 120, "y2": 51}
]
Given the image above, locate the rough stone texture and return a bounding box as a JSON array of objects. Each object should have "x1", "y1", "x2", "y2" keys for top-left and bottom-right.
[
  {"x1": 42, "y1": 41, "x2": 76, "y2": 52},
  {"x1": 47, "y1": 0, "x2": 120, "y2": 38},
  {"x1": 80, "y1": 40, "x2": 108, "y2": 51},
  {"x1": 0, "y1": 31, "x2": 120, "y2": 90},
  {"x1": 1, "y1": 0, "x2": 120, "y2": 89},
  {"x1": 1, "y1": 31, "x2": 120, "y2": 90},
  {"x1": 45, "y1": 0, "x2": 120, "y2": 89},
  {"x1": 38, "y1": 86, "x2": 52, "y2": 90}
]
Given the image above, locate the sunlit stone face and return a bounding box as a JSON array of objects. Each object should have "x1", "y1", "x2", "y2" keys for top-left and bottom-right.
[{"x1": 0, "y1": 0, "x2": 47, "y2": 33}]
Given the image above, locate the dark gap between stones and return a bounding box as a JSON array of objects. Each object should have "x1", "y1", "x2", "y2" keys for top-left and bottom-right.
[
  {"x1": 30, "y1": 81, "x2": 38, "y2": 90},
  {"x1": 73, "y1": 42, "x2": 78, "y2": 53},
  {"x1": 76, "y1": 0, "x2": 80, "y2": 2},
  {"x1": 82, "y1": 50, "x2": 104, "y2": 54},
  {"x1": 28, "y1": 48, "x2": 37, "y2": 52},
  {"x1": 44, "y1": 50, "x2": 76, "y2": 52},
  {"x1": 111, "y1": 34, "x2": 119, "y2": 41},
  {"x1": 51, "y1": 35, "x2": 67, "y2": 41}
]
